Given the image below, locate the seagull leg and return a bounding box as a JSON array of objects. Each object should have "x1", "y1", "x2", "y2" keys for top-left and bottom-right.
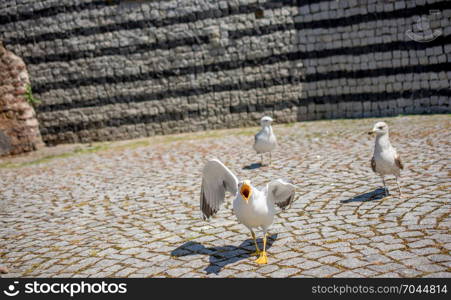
[
  {"x1": 260, "y1": 154, "x2": 264, "y2": 166},
  {"x1": 255, "y1": 232, "x2": 268, "y2": 264},
  {"x1": 396, "y1": 177, "x2": 402, "y2": 198},
  {"x1": 381, "y1": 176, "x2": 389, "y2": 196},
  {"x1": 249, "y1": 230, "x2": 261, "y2": 256},
  {"x1": 269, "y1": 152, "x2": 272, "y2": 166}
]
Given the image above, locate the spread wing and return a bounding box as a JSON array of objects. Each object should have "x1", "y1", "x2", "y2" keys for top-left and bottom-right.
[
  {"x1": 394, "y1": 152, "x2": 404, "y2": 170},
  {"x1": 200, "y1": 159, "x2": 239, "y2": 220},
  {"x1": 267, "y1": 179, "x2": 296, "y2": 211},
  {"x1": 371, "y1": 156, "x2": 376, "y2": 173}
]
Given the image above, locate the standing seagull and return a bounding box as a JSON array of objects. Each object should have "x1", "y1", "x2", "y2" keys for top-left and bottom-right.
[
  {"x1": 368, "y1": 122, "x2": 404, "y2": 197},
  {"x1": 253, "y1": 116, "x2": 277, "y2": 166},
  {"x1": 200, "y1": 158, "x2": 296, "y2": 264}
]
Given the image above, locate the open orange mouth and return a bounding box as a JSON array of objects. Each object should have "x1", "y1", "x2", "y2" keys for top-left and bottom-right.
[{"x1": 240, "y1": 182, "x2": 252, "y2": 202}]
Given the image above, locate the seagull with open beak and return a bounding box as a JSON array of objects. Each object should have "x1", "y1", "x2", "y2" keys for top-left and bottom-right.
[
  {"x1": 200, "y1": 159, "x2": 296, "y2": 264},
  {"x1": 368, "y1": 121, "x2": 404, "y2": 197}
]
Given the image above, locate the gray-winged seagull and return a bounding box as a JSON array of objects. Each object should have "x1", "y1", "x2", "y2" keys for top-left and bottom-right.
[
  {"x1": 369, "y1": 121, "x2": 404, "y2": 197},
  {"x1": 200, "y1": 158, "x2": 296, "y2": 264},
  {"x1": 253, "y1": 116, "x2": 277, "y2": 165}
]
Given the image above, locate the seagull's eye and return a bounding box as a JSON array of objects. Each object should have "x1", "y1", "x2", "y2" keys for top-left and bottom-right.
[{"x1": 378, "y1": 126, "x2": 383, "y2": 130}]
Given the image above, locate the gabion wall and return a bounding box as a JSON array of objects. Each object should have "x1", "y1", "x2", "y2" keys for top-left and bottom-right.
[{"x1": 0, "y1": 0, "x2": 449, "y2": 145}]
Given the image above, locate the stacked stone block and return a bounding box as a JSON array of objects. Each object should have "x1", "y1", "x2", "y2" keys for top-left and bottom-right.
[
  {"x1": 0, "y1": 0, "x2": 449, "y2": 145},
  {"x1": 0, "y1": 42, "x2": 44, "y2": 156}
]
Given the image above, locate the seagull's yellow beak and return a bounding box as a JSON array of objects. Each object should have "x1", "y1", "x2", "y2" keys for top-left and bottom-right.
[
  {"x1": 240, "y1": 181, "x2": 252, "y2": 203},
  {"x1": 368, "y1": 129, "x2": 375, "y2": 135}
]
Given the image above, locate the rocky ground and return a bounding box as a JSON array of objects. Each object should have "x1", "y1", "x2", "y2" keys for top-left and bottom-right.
[{"x1": 0, "y1": 114, "x2": 450, "y2": 278}]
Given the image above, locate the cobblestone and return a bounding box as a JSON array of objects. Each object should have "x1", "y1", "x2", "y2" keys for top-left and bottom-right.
[{"x1": 0, "y1": 115, "x2": 450, "y2": 277}]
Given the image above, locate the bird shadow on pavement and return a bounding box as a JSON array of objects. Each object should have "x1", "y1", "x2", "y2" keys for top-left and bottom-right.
[
  {"x1": 340, "y1": 187, "x2": 387, "y2": 203},
  {"x1": 242, "y1": 163, "x2": 263, "y2": 170},
  {"x1": 171, "y1": 233, "x2": 278, "y2": 275}
]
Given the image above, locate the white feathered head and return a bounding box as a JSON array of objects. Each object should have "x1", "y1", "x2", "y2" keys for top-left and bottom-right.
[
  {"x1": 369, "y1": 121, "x2": 389, "y2": 136},
  {"x1": 260, "y1": 116, "x2": 273, "y2": 127}
]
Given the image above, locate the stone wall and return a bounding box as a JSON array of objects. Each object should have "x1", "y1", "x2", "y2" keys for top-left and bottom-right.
[
  {"x1": 0, "y1": 42, "x2": 44, "y2": 156},
  {"x1": 0, "y1": 0, "x2": 449, "y2": 145}
]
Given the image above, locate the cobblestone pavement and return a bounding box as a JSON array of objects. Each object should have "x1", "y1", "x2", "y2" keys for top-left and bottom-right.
[{"x1": 1, "y1": 115, "x2": 450, "y2": 278}]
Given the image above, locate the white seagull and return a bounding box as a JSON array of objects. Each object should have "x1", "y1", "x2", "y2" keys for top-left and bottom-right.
[
  {"x1": 200, "y1": 158, "x2": 296, "y2": 264},
  {"x1": 253, "y1": 116, "x2": 277, "y2": 165},
  {"x1": 369, "y1": 122, "x2": 404, "y2": 197}
]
